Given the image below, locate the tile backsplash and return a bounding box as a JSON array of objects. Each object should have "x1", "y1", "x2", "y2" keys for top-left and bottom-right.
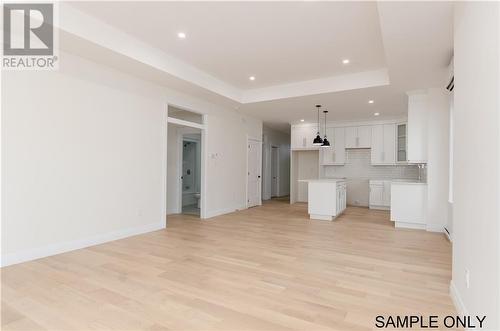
[
  {"x1": 323, "y1": 149, "x2": 422, "y2": 180},
  {"x1": 322, "y1": 149, "x2": 424, "y2": 207}
]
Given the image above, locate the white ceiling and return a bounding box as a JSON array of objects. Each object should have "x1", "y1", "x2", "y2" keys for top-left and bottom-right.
[
  {"x1": 239, "y1": 85, "x2": 407, "y2": 132},
  {"x1": 63, "y1": 1, "x2": 453, "y2": 133},
  {"x1": 69, "y1": 1, "x2": 386, "y2": 89}
]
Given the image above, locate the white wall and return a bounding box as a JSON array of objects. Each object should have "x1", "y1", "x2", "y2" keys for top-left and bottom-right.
[
  {"x1": 262, "y1": 126, "x2": 290, "y2": 199},
  {"x1": 295, "y1": 151, "x2": 319, "y2": 202},
  {"x1": 452, "y1": 2, "x2": 500, "y2": 329},
  {"x1": 2, "y1": 51, "x2": 262, "y2": 266},
  {"x1": 425, "y1": 88, "x2": 450, "y2": 232}
]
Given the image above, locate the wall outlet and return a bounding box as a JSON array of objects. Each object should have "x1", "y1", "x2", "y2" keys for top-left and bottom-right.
[{"x1": 465, "y1": 269, "x2": 470, "y2": 289}]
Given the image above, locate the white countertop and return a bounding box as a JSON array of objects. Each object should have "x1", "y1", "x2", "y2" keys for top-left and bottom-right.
[{"x1": 391, "y1": 180, "x2": 427, "y2": 185}]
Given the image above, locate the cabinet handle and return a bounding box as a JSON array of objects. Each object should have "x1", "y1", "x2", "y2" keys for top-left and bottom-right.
[{"x1": 302, "y1": 137, "x2": 306, "y2": 147}]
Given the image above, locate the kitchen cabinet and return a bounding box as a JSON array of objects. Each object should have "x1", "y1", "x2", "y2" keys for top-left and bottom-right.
[
  {"x1": 369, "y1": 180, "x2": 391, "y2": 210},
  {"x1": 336, "y1": 181, "x2": 347, "y2": 215},
  {"x1": 391, "y1": 181, "x2": 427, "y2": 229},
  {"x1": 407, "y1": 92, "x2": 428, "y2": 163},
  {"x1": 345, "y1": 126, "x2": 372, "y2": 148},
  {"x1": 302, "y1": 179, "x2": 346, "y2": 221},
  {"x1": 320, "y1": 127, "x2": 345, "y2": 165},
  {"x1": 371, "y1": 124, "x2": 396, "y2": 165},
  {"x1": 369, "y1": 181, "x2": 384, "y2": 207},
  {"x1": 396, "y1": 123, "x2": 407, "y2": 162},
  {"x1": 291, "y1": 125, "x2": 319, "y2": 150}
]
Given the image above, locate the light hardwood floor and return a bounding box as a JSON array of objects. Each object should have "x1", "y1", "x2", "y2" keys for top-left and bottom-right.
[{"x1": 2, "y1": 200, "x2": 456, "y2": 331}]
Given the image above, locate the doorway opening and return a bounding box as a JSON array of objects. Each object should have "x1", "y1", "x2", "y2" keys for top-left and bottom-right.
[
  {"x1": 181, "y1": 136, "x2": 201, "y2": 216},
  {"x1": 271, "y1": 146, "x2": 280, "y2": 198},
  {"x1": 167, "y1": 106, "x2": 206, "y2": 219}
]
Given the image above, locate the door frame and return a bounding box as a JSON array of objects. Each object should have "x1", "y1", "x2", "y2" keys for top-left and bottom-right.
[
  {"x1": 246, "y1": 136, "x2": 262, "y2": 208},
  {"x1": 271, "y1": 145, "x2": 280, "y2": 198},
  {"x1": 166, "y1": 104, "x2": 208, "y2": 219}
]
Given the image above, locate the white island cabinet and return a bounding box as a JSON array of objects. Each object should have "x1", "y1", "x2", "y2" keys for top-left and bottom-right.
[
  {"x1": 299, "y1": 179, "x2": 346, "y2": 221},
  {"x1": 390, "y1": 181, "x2": 427, "y2": 229}
]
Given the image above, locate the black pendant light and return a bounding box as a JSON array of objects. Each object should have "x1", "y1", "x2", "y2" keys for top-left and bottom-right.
[
  {"x1": 321, "y1": 110, "x2": 331, "y2": 148},
  {"x1": 312, "y1": 105, "x2": 323, "y2": 145}
]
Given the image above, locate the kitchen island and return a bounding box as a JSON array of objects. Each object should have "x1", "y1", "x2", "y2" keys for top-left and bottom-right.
[
  {"x1": 299, "y1": 179, "x2": 346, "y2": 221},
  {"x1": 391, "y1": 180, "x2": 428, "y2": 229}
]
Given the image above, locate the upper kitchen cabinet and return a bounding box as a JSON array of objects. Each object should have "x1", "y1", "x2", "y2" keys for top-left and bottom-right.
[
  {"x1": 407, "y1": 91, "x2": 428, "y2": 163},
  {"x1": 291, "y1": 125, "x2": 319, "y2": 150},
  {"x1": 371, "y1": 124, "x2": 396, "y2": 165},
  {"x1": 320, "y1": 127, "x2": 345, "y2": 165},
  {"x1": 345, "y1": 126, "x2": 372, "y2": 148},
  {"x1": 396, "y1": 123, "x2": 407, "y2": 162}
]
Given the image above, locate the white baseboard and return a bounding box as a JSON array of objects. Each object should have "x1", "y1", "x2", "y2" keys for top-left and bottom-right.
[
  {"x1": 426, "y1": 224, "x2": 445, "y2": 233},
  {"x1": 310, "y1": 214, "x2": 333, "y2": 221},
  {"x1": 369, "y1": 205, "x2": 390, "y2": 211},
  {"x1": 204, "y1": 205, "x2": 247, "y2": 219},
  {"x1": 395, "y1": 221, "x2": 426, "y2": 230},
  {"x1": 450, "y1": 280, "x2": 468, "y2": 316},
  {"x1": 1, "y1": 221, "x2": 165, "y2": 267}
]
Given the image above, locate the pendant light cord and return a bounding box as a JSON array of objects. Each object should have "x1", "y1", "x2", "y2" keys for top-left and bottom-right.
[
  {"x1": 324, "y1": 111, "x2": 327, "y2": 137},
  {"x1": 316, "y1": 105, "x2": 320, "y2": 135}
]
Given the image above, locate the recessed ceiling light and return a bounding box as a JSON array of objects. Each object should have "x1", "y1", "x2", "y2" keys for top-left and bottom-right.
[
  {"x1": 368, "y1": 100, "x2": 374, "y2": 104},
  {"x1": 300, "y1": 119, "x2": 305, "y2": 122},
  {"x1": 374, "y1": 112, "x2": 380, "y2": 116},
  {"x1": 177, "y1": 32, "x2": 186, "y2": 39},
  {"x1": 342, "y1": 59, "x2": 350, "y2": 64},
  {"x1": 249, "y1": 76, "x2": 256, "y2": 81}
]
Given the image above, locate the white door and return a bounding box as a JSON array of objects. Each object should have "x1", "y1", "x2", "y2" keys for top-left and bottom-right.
[
  {"x1": 247, "y1": 139, "x2": 262, "y2": 207},
  {"x1": 271, "y1": 146, "x2": 279, "y2": 197}
]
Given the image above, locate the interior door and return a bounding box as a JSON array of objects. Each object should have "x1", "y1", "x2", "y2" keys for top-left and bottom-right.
[
  {"x1": 271, "y1": 146, "x2": 279, "y2": 197},
  {"x1": 247, "y1": 139, "x2": 262, "y2": 207}
]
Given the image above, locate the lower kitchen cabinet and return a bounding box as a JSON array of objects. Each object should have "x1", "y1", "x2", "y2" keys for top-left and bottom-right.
[
  {"x1": 369, "y1": 180, "x2": 391, "y2": 210},
  {"x1": 390, "y1": 182, "x2": 427, "y2": 229}
]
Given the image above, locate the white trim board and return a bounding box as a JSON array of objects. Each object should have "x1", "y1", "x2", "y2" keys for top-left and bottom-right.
[
  {"x1": 204, "y1": 204, "x2": 248, "y2": 219},
  {"x1": 450, "y1": 280, "x2": 468, "y2": 317},
  {"x1": 292, "y1": 117, "x2": 408, "y2": 128},
  {"x1": 395, "y1": 222, "x2": 426, "y2": 230},
  {"x1": 1, "y1": 221, "x2": 165, "y2": 267},
  {"x1": 426, "y1": 224, "x2": 445, "y2": 233},
  {"x1": 167, "y1": 116, "x2": 204, "y2": 130}
]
